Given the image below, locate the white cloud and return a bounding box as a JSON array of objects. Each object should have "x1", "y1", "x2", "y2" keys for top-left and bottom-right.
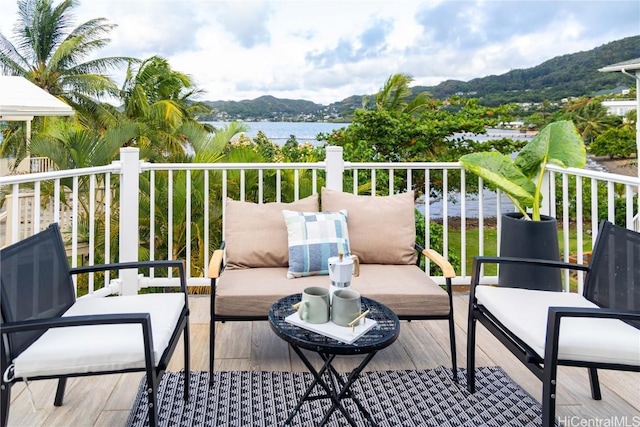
[{"x1": 1, "y1": 0, "x2": 638, "y2": 104}]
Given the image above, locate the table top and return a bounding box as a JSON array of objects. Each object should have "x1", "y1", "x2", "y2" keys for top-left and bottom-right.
[{"x1": 268, "y1": 294, "x2": 400, "y2": 355}]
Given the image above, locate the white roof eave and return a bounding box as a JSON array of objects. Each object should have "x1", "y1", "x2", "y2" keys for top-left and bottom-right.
[
  {"x1": 598, "y1": 58, "x2": 640, "y2": 73},
  {"x1": 0, "y1": 76, "x2": 75, "y2": 121}
]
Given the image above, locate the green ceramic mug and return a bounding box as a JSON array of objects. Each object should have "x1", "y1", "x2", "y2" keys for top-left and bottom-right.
[
  {"x1": 298, "y1": 287, "x2": 330, "y2": 324},
  {"x1": 331, "y1": 289, "x2": 362, "y2": 327}
]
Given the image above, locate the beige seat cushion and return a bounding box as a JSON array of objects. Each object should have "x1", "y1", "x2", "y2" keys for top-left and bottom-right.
[
  {"x1": 475, "y1": 286, "x2": 640, "y2": 366},
  {"x1": 321, "y1": 188, "x2": 416, "y2": 265},
  {"x1": 350, "y1": 264, "x2": 449, "y2": 317},
  {"x1": 224, "y1": 194, "x2": 319, "y2": 269},
  {"x1": 215, "y1": 267, "x2": 329, "y2": 316},
  {"x1": 215, "y1": 264, "x2": 448, "y2": 318}
]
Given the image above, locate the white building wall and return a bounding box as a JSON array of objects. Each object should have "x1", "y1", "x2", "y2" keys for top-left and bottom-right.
[{"x1": 602, "y1": 99, "x2": 636, "y2": 116}]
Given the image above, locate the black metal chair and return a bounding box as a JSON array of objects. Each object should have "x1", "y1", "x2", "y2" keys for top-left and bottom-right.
[
  {"x1": 467, "y1": 220, "x2": 640, "y2": 426},
  {"x1": 1, "y1": 223, "x2": 190, "y2": 427}
]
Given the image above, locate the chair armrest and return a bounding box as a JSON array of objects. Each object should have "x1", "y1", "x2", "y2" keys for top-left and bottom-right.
[
  {"x1": 70, "y1": 260, "x2": 187, "y2": 293},
  {"x1": 1, "y1": 313, "x2": 153, "y2": 335},
  {"x1": 422, "y1": 249, "x2": 456, "y2": 278},
  {"x1": 547, "y1": 306, "x2": 640, "y2": 323},
  {"x1": 208, "y1": 249, "x2": 225, "y2": 279},
  {"x1": 544, "y1": 306, "x2": 640, "y2": 367},
  {"x1": 470, "y1": 256, "x2": 590, "y2": 289},
  {"x1": 473, "y1": 256, "x2": 590, "y2": 272},
  {"x1": 2, "y1": 314, "x2": 157, "y2": 380}
]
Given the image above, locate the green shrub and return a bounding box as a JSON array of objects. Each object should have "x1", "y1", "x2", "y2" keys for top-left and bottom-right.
[{"x1": 415, "y1": 210, "x2": 462, "y2": 275}]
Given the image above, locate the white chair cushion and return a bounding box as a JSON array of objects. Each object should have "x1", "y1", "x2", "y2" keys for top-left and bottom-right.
[
  {"x1": 13, "y1": 293, "x2": 185, "y2": 378},
  {"x1": 475, "y1": 286, "x2": 640, "y2": 366}
]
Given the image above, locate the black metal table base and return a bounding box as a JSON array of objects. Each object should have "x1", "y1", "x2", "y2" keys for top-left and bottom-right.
[
  {"x1": 269, "y1": 295, "x2": 399, "y2": 427},
  {"x1": 285, "y1": 344, "x2": 378, "y2": 427}
]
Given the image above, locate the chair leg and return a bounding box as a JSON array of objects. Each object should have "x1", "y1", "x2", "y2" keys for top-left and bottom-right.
[
  {"x1": 147, "y1": 376, "x2": 159, "y2": 427},
  {"x1": 54, "y1": 377, "x2": 67, "y2": 406},
  {"x1": 466, "y1": 308, "x2": 477, "y2": 393},
  {"x1": 542, "y1": 359, "x2": 558, "y2": 427},
  {"x1": 184, "y1": 321, "x2": 191, "y2": 401},
  {"x1": 1, "y1": 381, "x2": 11, "y2": 427},
  {"x1": 209, "y1": 280, "x2": 216, "y2": 385},
  {"x1": 447, "y1": 310, "x2": 458, "y2": 382},
  {"x1": 209, "y1": 319, "x2": 216, "y2": 385},
  {"x1": 588, "y1": 368, "x2": 602, "y2": 400}
]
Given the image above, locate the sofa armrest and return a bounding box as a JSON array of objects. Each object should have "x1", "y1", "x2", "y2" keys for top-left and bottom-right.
[
  {"x1": 422, "y1": 248, "x2": 456, "y2": 278},
  {"x1": 208, "y1": 249, "x2": 225, "y2": 279}
]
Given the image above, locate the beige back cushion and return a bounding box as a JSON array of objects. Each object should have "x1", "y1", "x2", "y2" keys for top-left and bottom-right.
[
  {"x1": 224, "y1": 194, "x2": 319, "y2": 269},
  {"x1": 321, "y1": 188, "x2": 416, "y2": 265}
]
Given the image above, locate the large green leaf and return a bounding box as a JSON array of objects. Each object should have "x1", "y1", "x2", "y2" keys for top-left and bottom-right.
[
  {"x1": 459, "y1": 151, "x2": 536, "y2": 209},
  {"x1": 515, "y1": 120, "x2": 586, "y2": 178}
]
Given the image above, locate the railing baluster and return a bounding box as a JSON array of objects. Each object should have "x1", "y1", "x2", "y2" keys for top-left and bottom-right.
[
  {"x1": 89, "y1": 174, "x2": 96, "y2": 293},
  {"x1": 562, "y1": 173, "x2": 570, "y2": 291},
  {"x1": 104, "y1": 172, "x2": 111, "y2": 285},
  {"x1": 168, "y1": 170, "x2": 173, "y2": 262},
  {"x1": 240, "y1": 169, "x2": 245, "y2": 202},
  {"x1": 607, "y1": 181, "x2": 615, "y2": 223},
  {"x1": 150, "y1": 170, "x2": 155, "y2": 278},
  {"x1": 442, "y1": 169, "x2": 448, "y2": 260},
  {"x1": 204, "y1": 170, "x2": 210, "y2": 277},
  {"x1": 460, "y1": 169, "x2": 466, "y2": 277},
  {"x1": 186, "y1": 169, "x2": 192, "y2": 281},
  {"x1": 424, "y1": 168, "x2": 430, "y2": 272},
  {"x1": 591, "y1": 178, "x2": 599, "y2": 242},
  {"x1": 276, "y1": 169, "x2": 281, "y2": 202},
  {"x1": 626, "y1": 185, "x2": 634, "y2": 228},
  {"x1": 371, "y1": 169, "x2": 376, "y2": 195},
  {"x1": 576, "y1": 176, "x2": 584, "y2": 293}
]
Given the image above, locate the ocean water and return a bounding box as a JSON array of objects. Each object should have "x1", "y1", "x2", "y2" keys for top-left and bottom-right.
[{"x1": 204, "y1": 121, "x2": 349, "y2": 144}]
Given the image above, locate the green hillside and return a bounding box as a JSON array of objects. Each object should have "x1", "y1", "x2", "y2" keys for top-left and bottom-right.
[
  {"x1": 202, "y1": 36, "x2": 640, "y2": 120},
  {"x1": 411, "y1": 36, "x2": 639, "y2": 106}
]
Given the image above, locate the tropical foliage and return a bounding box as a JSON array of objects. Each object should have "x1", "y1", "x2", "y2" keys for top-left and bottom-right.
[
  {"x1": 459, "y1": 120, "x2": 586, "y2": 221},
  {"x1": 0, "y1": 0, "x2": 132, "y2": 163}
]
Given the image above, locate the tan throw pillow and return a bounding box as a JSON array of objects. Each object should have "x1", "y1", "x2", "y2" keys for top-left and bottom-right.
[
  {"x1": 224, "y1": 194, "x2": 319, "y2": 269},
  {"x1": 321, "y1": 187, "x2": 416, "y2": 265}
]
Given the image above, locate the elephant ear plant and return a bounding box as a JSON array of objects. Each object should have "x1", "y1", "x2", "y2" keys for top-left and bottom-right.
[{"x1": 459, "y1": 120, "x2": 586, "y2": 221}]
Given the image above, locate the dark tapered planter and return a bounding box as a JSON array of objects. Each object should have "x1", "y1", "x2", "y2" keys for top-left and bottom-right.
[{"x1": 498, "y1": 212, "x2": 562, "y2": 291}]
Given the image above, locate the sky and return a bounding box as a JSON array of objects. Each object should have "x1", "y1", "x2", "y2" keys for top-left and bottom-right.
[{"x1": 1, "y1": 0, "x2": 639, "y2": 105}]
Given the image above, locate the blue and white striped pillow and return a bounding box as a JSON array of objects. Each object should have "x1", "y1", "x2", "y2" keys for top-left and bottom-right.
[{"x1": 282, "y1": 210, "x2": 350, "y2": 279}]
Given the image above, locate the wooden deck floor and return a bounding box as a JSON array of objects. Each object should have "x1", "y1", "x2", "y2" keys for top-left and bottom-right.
[{"x1": 7, "y1": 294, "x2": 640, "y2": 426}]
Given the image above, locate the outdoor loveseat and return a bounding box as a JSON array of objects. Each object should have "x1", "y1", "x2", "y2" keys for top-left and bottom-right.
[{"x1": 208, "y1": 187, "x2": 457, "y2": 380}]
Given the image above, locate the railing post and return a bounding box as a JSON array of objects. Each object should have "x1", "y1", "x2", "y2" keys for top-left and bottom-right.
[
  {"x1": 325, "y1": 146, "x2": 344, "y2": 191},
  {"x1": 117, "y1": 147, "x2": 141, "y2": 295},
  {"x1": 540, "y1": 171, "x2": 551, "y2": 217}
]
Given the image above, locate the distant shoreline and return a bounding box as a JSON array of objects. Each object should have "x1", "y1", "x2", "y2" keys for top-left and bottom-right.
[{"x1": 589, "y1": 155, "x2": 638, "y2": 177}]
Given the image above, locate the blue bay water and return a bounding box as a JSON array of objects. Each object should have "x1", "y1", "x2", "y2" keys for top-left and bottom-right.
[{"x1": 204, "y1": 121, "x2": 349, "y2": 144}]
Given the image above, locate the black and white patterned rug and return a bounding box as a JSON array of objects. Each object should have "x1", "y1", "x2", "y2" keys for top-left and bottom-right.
[{"x1": 127, "y1": 366, "x2": 558, "y2": 426}]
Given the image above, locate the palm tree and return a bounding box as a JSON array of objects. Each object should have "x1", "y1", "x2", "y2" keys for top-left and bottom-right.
[
  {"x1": 366, "y1": 73, "x2": 431, "y2": 115},
  {"x1": 570, "y1": 99, "x2": 619, "y2": 144},
  {"x1": 0, "y1": 0, "x2": 131, "y2": 161},
  {"x1": 117, "y1": 56, "x2": 214, "y2": 161}
]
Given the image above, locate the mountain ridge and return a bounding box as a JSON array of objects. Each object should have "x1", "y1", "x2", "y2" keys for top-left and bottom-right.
[{"x1": 200, "y1": 35, "x2": 639, "y2": 121}]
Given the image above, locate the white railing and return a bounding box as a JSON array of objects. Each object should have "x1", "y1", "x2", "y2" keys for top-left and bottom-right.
[{"x1": 1, "y1": 147, "x2": 638, "y2": 296}]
